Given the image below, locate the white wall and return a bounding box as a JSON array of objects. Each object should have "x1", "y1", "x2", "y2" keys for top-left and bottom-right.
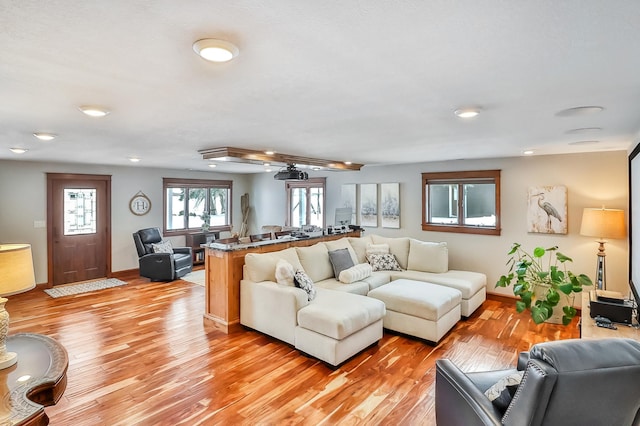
[
  {"x1": 0, "y1": 160, "x2": 251, "y2": 284},
  {"x1": 250, "y1": 151, "x2": 630, "y2": 297}
]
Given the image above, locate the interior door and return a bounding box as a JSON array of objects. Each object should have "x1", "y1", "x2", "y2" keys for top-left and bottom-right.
[{"x1": 47, "y1": 173, "x2": 111, "y2": 286}]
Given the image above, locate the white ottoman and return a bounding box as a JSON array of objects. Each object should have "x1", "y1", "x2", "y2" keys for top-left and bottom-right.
[
  {"x1": 368, "y1": 279, "x2": 461, "y2": 343},
  {"x1": 295, "y1": 289, "x2": 386, "y2": 366}
]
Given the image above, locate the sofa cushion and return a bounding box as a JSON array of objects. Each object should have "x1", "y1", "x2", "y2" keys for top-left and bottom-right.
[
  {"x1": 152, "y1": 240, "x2": 173, "y2": 254},
  {"x1": 370, "y1": 235, "x2": 410, "y2": 269},
  {"x1": 407, "y1": 239, "x2": 448, "y2": 273},
  {"x1": 328, "y1": 248, "x2": 355, "y2": 278},
  {"x1": 297, "y1": 290, "x2": 385, "y2": 340},
  {"x1": 294, "y1": 270, "x2": 317, "y2": 301},
  {"x1": 324, "y1": 238, "x2": 359, "y2": 265},
  {"x1": 347, "y1": 235, "x2": 373, "y2": 264},
  {"x1": 366, "y1": 243, "x2": 389, "y2": 256},
  {"x1": 367, "y1": 253, "x2": 402, "y2": 272},
  {"x1": 315, "y1": 278, "x2": 369, "y2": 295},
  {"x1": 339, "y1": 263, "x2": 372, "y2": 284},
  {"x1": 296, "y1": 243, "x2": 334, "y2": 282},
  {"x1": 391, "y1": 270, "x2": 486, "y2": 299},
  {"x1": 275, "y1": 259, "x2": 295, "y2": 286},
  {"x1": 361, "y1": 271, "x2": 392, "y2": 290},
  {"x1": 244, "y1": 248, "x2": 303, "y2": 283}
]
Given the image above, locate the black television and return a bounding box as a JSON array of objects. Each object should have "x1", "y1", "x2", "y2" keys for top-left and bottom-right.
[{"x1": 629, "y1": 143, "x2": 640, "y2": 313}]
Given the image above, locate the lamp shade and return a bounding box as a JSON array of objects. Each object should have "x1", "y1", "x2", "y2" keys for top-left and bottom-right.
[
  {"x1": 579, "y1": 208, "x2": 626, "y2": 240},
  {"x1": 0, "y1": 244, "x2": 36, "y2": 296}
]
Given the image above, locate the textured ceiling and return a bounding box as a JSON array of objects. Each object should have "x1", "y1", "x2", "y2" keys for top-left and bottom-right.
[{"x1": 1, "y1": 1, "x2": 639, "y2": 173}]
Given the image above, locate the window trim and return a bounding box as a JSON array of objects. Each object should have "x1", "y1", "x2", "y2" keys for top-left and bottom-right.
[
  {"x1": 163, "y1": 177, "x2": 233, "y2": 236},
  {"x1": 285, "y1": 178, "x2": 326, "y2": 228},
  {"x1": 422, "y1": 170, "x2": 501, "y2": 235}
]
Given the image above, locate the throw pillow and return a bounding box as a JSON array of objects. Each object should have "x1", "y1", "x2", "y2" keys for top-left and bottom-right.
[
  {"x1": 484, "y1": 371, "x2": 524, "y2": 411},
  {"x1": 339, "y1": 263, "x2": 373, "y2": 284},
  {"x1": 328, "y1": 248, "x2": 355, "y2": 278},
  {"x1": 365, "y1": 243, "x2": 390, "y2": 257},
  {"x1": 275, "y1": 259, "x2": 295, "y2": 286},
  {"x1": 367, "y1": 253, "x2": 402, "y2": 272},
  {"x1": 407, "y1": 239, "x2": 449, "y2": 273},
  {"x1": 152, "y1": 240, "x2": 174, "y2": 254},
  {"x1": 294, "y1": 270, "x2": 317, "y2": 301}
]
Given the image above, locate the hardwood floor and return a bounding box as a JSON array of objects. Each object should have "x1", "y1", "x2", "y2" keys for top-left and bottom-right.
[{"x1": 6, "y1": 276, "x2": 580, "y2": 425}]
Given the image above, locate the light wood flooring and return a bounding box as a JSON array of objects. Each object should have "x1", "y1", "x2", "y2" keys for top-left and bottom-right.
[{"x1": 7, "y1": 274, "x2": 580, "y2": 425}]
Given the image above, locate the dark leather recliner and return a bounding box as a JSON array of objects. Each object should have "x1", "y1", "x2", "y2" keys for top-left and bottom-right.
[
  {"x1": 435, "y1": 338, "x2": 640, "y2": 426},
  {"x1": 132, "y1": 227, "x2": 193, "y2": 281}
]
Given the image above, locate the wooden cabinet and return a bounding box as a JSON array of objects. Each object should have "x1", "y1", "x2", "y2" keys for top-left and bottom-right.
[{"x1": 185, "y1": 231, "x2": 219, "y2": 265}]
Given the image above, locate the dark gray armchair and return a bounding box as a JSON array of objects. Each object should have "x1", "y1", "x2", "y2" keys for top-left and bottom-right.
[
  {"x1": 436, "y1": 338, "x2": 640, "y2": 426},
  {"x1": 132, "y1": 227, "x2": 193, "y2": 281}
]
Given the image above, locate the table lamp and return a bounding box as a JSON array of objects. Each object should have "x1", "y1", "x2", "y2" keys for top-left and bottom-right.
[
  {"x1": 579, "y1": 208, "x2": 626, "y2": 290},
  {"x1": 0, "y1": 244, "x2": 36, "y2": 369}
]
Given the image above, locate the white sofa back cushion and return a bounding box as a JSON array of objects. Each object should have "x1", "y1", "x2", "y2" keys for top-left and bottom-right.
[
  {"x1": 370, "y1": 235, "x2": 410, "y2": 269},
  {"x1": 296, "y1": 242, "x2": 334, "y2": 282},
  {"x1": 347, "y1": 236, "x2": 373, "y2": 264},
  {"x1": 324, "y1": 238, "x2": 359, "y2": 265},
  {"x1": 244, "y1": 248, "x2": 303, "y2": 283},
  {"x1": 407, "y1": 239, "x2": 449, "y2": 273}
]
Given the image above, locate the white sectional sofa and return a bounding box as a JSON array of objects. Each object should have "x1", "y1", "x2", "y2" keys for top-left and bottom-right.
[{"x1": 240, "y1": 234, "x2": 486, "y2": 366}]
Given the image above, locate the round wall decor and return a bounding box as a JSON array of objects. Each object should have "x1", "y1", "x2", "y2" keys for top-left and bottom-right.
[{"x1": 129, "y1": 191, "x2": 151, "y2": 216}]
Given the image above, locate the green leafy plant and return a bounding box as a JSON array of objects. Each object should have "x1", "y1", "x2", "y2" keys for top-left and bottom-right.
[{"x1": 496, "y1": 243, "x2": 593, "y2": 325}]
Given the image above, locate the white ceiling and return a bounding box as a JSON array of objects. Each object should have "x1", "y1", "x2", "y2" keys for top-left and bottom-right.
[{"x1": 2, "y1": 1, "x2": 640, "y2": 174}]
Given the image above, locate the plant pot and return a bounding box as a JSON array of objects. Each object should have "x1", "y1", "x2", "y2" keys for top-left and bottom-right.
[{"x1": 533, "y1": 285, "x2": 563, "y2": 324}]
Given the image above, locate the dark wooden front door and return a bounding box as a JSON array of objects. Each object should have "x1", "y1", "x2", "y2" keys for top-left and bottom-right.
[{"x1": 47, "y1": 173, "x2": 111, "y2": 286}]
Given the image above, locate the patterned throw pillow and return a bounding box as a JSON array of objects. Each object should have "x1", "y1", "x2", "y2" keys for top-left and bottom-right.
[
  {"x1": 294, "y1": 270, "x2": 317, "y2": 301},
  {"x1": 367, "y1": 253, "x2": 402, "y2": 272},
  {"x1": 151, "y1": 240, "x2": 174, "y2": 254},
  {"x1": 484, "y1": 370, "x2": 524, "y2": 411}
]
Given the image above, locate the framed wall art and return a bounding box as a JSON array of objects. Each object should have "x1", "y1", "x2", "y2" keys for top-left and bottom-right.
[
  {"x1": 359, "y1": 184, "x2": 378, "y2": 227},
  {"x1": 527, "y1": 185, "x2": 567, "y2": 234},
  {"x1": 381, "y1": 183, "x2": 400, "y2": 228}
]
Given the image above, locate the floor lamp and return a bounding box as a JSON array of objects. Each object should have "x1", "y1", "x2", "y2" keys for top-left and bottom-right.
[
  {"x1": 0, "y1": 244, "x2": 36, "y2": 369},
  {"x1": 579, "y1": 208, "x2": 626, "y2": 290}
]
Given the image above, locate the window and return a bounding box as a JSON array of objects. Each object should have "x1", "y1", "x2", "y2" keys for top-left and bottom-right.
[
  {"x1": 422, "y1": 170, "x2": 500, "y2": 235},
  {"x1": 163, "y1": 178, "x2": 232, "y2": 235},
  {"x1": 286, "y1": 178, "x2": 326, "y2": 228}
]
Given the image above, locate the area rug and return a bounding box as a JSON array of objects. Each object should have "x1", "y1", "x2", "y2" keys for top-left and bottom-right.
[
  {"x1": 44, "y1": 278, "x2": 127, "y2": 298},
  {"x1": 181, "y1": 270, "x2": 205, "y2": 286}
]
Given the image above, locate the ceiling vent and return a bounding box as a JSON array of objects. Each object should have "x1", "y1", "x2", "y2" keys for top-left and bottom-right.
[{"x1": 274, "y1": 164, "x2": 308, "y2": 181}]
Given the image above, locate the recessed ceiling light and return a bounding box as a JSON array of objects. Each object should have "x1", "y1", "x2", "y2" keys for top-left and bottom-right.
[
  {"x1": 454, "y1": 107, "x2": 481, "y2": 118},
  {"x1": 9, "y1": 148, "x2": 28, "y2": 154},
  {"x1": 263, "y1": 162, "x2": 270, "y2": 167},
  {"x1": 344, "y1": 161, "x2": 352, "y2": 165},
  {"x1": 79, "y1": 106, "x2": 110, "y2": 117},
  {"x1": 555, "y1": 106, "x2": 604, "y2": 117},
  {"x1": 265, "y1": 151, "x2": 274, "y2": 155},
  {"x1": 523, "y1": 150, "x2": 534, "y2": 155},
  {"x1": 265, "y1": 168, "x2": 272, "y2": 172},
  {"x1": 208, "y1": 164, "x2": 217, "y2": 168},
  {"x1": 568, "y1": 140, "x2": 600, "y2": 146},
  {"x1": 565, "y1": 127, "x2": 603, "y2": 134},
  {"x1": 312, "y1": 167, "x2": 322, "y2": 171},
  {"x1": 33, "y1": 132, "x2": 56, "y2": 141},
  {"x1": 128, "y1": 157, "x2": 140, "y2": 163},
  {"x1": 193, "y1": 39, "x2": 239, "y2": 63}
]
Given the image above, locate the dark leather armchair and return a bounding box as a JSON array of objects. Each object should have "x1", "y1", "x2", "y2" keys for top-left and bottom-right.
[
  {"x1": 132, "y1": 227, "x2": 193, "y2": 281},
  {"x1": 436, "y1": 338, "x2": 640, "y2": 426}
]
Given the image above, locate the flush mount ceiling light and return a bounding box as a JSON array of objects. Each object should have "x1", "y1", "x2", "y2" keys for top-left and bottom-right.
[
  {"x1": 79, "y1": 106, "x2": 110, "y2": 117},
  {"x1": 454, "y1": 107, "x2": 481, "y2": 118},
  {"x1": 199, "y1": 147, "x2": 364, "y2": 172},
  {"x1": 193, "y1": 39, "x2": 239, "y2": 63},
  {"x1": 9, "y1": 148, "x2": 28, "y2": 154},
  {"x1": 33, "y1": 132, "x2": 56, "y2": 141},
  {"x1": 555, "y1": 106, "x2": 604, "y2": 117},
  {"x1": 208, "y1": 164, "x2": 217, "y2": 168},
  {"x1": 128, "y1": 157, "x2": 141, "y2": 163}
]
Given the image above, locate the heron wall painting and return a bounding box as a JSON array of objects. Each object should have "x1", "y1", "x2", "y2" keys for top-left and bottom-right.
[{"x1": 527, "y1": 185, "x2": 568, "y2": 234}]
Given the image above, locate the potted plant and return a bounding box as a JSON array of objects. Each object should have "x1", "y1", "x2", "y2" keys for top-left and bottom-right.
[{"x1": 496, "y1": 243, "x2": 593, "y2": 325}]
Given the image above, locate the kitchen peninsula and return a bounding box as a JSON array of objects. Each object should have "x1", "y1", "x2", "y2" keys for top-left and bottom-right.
[{"x1": 203, "y1": 230, "x2": 361, "y2": 333}]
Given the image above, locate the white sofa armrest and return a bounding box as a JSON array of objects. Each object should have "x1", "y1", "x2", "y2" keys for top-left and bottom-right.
[{"x1": 240, "y1": 280, "x2": 309, "y2": 345}]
